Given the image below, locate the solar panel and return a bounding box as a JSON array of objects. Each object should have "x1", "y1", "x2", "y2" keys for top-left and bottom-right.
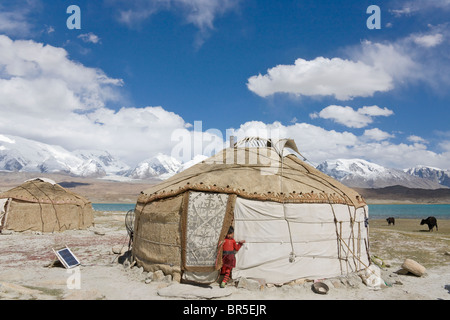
[{"x1": 53, "y1": 247, "x2": 80, "y2": 269}]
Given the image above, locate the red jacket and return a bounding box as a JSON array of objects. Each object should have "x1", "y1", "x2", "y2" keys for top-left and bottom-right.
[
  {"x1": 222, "y1": 238, "x2": 242, "y2": 269},
  {"x1": 223, "y1": 238, "x2": 242, "y2": 252}
]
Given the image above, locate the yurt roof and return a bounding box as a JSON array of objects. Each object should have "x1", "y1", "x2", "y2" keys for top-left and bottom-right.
[
  {"x1": 138, "y1": 139, "x2": 366, "y2": 208},
  {"x1": 0, "y1": 178, "x2": 90, "y2": 205}
]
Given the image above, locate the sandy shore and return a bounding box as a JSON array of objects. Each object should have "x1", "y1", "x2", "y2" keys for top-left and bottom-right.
[{"x1": 1, "y1": 212, "x2": 449, "y2": 304}]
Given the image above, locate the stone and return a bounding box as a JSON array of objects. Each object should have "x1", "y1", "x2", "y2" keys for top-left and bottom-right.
[
  {"x1": 395, "y1": 268, "x2": 410, "y2": 275},
  {"x1": 172, "y1": 272, "x2": 181, "y2": 283},
  {"x1": 347, "y1": 274, "x2": 364, "y2": 288},
  {"x1": 132, "y1": 266, "x2": 143, "y2": 275},
  {"x1": 112, "y1": 245, "x2": 127, "y2": 255},
  {"x1": 153, "y1": 270, "x2": 165, "y2": 281},
  {"x1": 237, "y1": 278, "x2": 264, "y2": 291},
  {"x1": 288, "y1": 278, "x2": 307, "y2": 286},
  {"x1": 331, "y1": 279, "x2": 342, "y2": 289},
  {"x1": 401, "y1": 258, "x2": 426, "y2": 277}
]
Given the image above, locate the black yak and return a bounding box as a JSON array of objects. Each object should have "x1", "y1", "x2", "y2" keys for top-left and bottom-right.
[
  {"x1": 420, "y1": 216, "x2": 438, "y2": 231},
  {"x1": 386, "y1": 217, "x2": 395, "y2": 225}
]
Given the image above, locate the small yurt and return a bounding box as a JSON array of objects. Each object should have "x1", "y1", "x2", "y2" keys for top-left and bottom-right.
[
  {"x1": 132, "y1": 138, "x2": 370, "y2": 284},
  {"x1": 0, "y1": 178, "x2": 94, "y2": 233}
]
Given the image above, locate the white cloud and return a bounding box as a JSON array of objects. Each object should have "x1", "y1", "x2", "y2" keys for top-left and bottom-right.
[
  {"x1": 1, "y1": 33, "x2": 448, "y2": 171},
  {"x1": 46, "y1": 26, "x2": 55, "y2": 34},
  {"x1": 390, "y1": 0, "x2": 450, "y2": 16},
  {"x1": 0, "y1": 33, "x2": 448, "y2": 170},
  {"x1": 0, "y1": 1, "x2": 35, "y2": 37},
  {"x1": 247, "y1": 57, "x2": 393, "y2": 100},
  {"x1": 439, "y1": 141, "x2": 450, "y2": 152},
  {"x1": 411, "y1": 33, "x2": 444, "y2": 48},
  {"x1": 0, "y1": 11, "x2": 31, "y2": 36},
  {"x1": 358, "y1": 105, "x2": 394, "y2": 117},
  {"x1": 0, "y1": 35, "x2": 226, "y2": 166},
  {"x1": 353, "y1": 41, "x2": 420, "y2": 84},
  {"x1": 78, "y1": 33, "x2": 101, "y2": 44},
  {"x1": 363, "y1": 128, "x2": 395, "y2": 141},
  {"x1": 176, "y1": 0, "x2": 239, "y2": 31},
  {"x1": 407, "y1": 135, "x2": 428, "y2": 144},
  {"x1": 249, "y1": 28, "x2": 449, "y2": 102},
  {"x1": 310, "y1": 105, "x2": 394, "y2": 128},
  {"x1": 107, "y1": 0, "x2": 240, "y2": 47},
  {"x1": 0, "y1": 35, "x2": 123, "y2": 115},
  {"x1": 0, "y1": 1, "x2": 49, "y2": 37}
]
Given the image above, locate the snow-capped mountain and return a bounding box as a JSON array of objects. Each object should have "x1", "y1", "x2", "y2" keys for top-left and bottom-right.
[
  {"x1": 0, "y1": 133, "x2": 207, "y2": 180},
  {"x1": 125, "y1": 153, "x2": 182, "y2": 180},
  {"x1": 124, "y1": 153, "x2": 209, "y2": 180},
  {"x1": 72, "y1": 149, "x2": 130, "y2": 176},
  {"x1": 404, "y1": 165, "x2": 450, "y2": 188},
  {"x1": 317, "y1": 159, "x2": 445, "y2": 189},
  {"x1": 0, "y1": 134, "x2": 129, "y2": 177},
  {"x1": 2, "y1": 133, "x2": 449, "y2": 187}
]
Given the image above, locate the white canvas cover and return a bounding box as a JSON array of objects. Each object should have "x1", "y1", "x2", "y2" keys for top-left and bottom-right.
[{"x1": 233, "y1": 197, "x2": 369, "y2": 284}]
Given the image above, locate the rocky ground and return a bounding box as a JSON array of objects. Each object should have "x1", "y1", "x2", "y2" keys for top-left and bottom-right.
[{"x1": 1, "y1": 210, "x2": 449, "y2": 302}]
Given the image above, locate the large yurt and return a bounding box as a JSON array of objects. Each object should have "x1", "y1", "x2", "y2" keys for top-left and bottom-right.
[
  {"x1": 0, "y1": 178, "x2": 94, "y2": 233},
  {"x1": 132, "y1": 138, "x2": 370, "y2": 284}
]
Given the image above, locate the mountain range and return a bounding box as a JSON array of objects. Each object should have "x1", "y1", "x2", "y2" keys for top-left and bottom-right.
[
  {"x1": 1, "y1": 134, "x2": 449, "y2": 189},
  {"x1": 0, "y1": 134, "x2": 129, "y2": 178},
  {"x1": 316, "y1": 159, "x2": 449, "y2": 189}
]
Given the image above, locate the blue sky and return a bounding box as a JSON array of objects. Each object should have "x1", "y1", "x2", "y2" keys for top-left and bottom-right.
[{"x1": 1, "y1": 0, "x2": 450, "y2": 169}]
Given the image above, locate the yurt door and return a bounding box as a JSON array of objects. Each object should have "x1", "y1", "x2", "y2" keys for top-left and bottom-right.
[{"x1": 182, "y1": 191, "x2": 231, "y2": 283}]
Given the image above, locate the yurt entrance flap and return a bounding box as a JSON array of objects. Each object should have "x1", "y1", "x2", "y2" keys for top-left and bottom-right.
[{"x1": 181, "y1": 192, "x2": 234, "y2": 283}]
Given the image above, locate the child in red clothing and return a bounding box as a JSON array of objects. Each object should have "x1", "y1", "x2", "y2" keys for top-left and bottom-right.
[{"x1": 220, "y1": 226, "x2": 245, "y2": 288}]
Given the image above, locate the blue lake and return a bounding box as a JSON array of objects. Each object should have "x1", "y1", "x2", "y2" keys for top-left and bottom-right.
[
  {"x1": 92, "y1": 203, "x2": 135, "y2": 213},
  {"x1": 93, "y1": 203, "x2": 450, "y2": 220},
  {"x1": 368, "y1": 204, "x2": 450, "y2": 220}
]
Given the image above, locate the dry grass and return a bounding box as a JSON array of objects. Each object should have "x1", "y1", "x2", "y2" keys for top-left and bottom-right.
[{"x1": 369, "y1": 219, "x2": 450, "y2": 268}]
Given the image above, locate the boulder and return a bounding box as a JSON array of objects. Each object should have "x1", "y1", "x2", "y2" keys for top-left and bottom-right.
[
  {"x1": 401, "y1": 258, "x2": 426, "y2": 277},
  {"x1": 153, "y1": 270, "x2": 165, "y2": 281}
]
